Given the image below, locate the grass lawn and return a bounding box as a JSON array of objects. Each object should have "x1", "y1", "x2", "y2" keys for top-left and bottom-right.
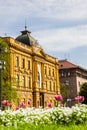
[{"x1": 0, "y1": 123, "x2": 87, "y2": 130}]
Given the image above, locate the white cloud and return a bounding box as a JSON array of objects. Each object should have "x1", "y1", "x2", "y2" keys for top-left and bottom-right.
[
  {"x1": 0, "y1": 0, "x2": 87, "y2": 68},
  {"x1": 0, "y1": 0, "x2": 87, "y2": 21},
  {"x1": 0, "y1": 0, "x2": 87, "y2": 53},
  {"x1": 32, "y1": 24, "x2": 87, "y2": 52}
]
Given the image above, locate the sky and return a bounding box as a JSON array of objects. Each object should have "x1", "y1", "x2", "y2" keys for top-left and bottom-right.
[{"x1": 0, "y1": 0, "x2": 87, "y2": 69}]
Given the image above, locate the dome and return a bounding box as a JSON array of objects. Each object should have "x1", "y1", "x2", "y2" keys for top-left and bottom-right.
[{"x1": 15, "y1": 29, "x2": 40, "y2": 47}]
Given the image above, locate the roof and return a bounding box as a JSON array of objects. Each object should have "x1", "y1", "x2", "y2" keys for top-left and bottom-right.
[
  {"x1": 15, "y1": 28, "x2": 40, "y2": 47},
  {"x1": 58, "y1": 59, "x2": 87, "y2": 72},
  {"x1": 58, "y1": 59, "x2": 77, "y2": 69}
]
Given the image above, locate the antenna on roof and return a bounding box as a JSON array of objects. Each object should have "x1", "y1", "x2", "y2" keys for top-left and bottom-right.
[{"x1": 25, "y1": 19, "x2": 27, "y2": 30}]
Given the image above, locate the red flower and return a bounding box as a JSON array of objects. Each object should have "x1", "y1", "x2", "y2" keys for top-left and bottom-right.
[
  {"x1": 54, "y1": 94, "x2": 63, "y2": 101},
  {"x1": 2, "y1": 100, "x2": 8, "y2": 106},
  {"x1": 16, "y1": 106, "x2": 20, "y2": 110},
  {"x1": 20, "y1": 102, "x2": 26, "y2": 108},
  {"x1": 74, "y1": 96, "x2": 84, "y2": 103},
  {"x1": 74, "y1": 97, "x2": 79, "y2": 102},
  {"x1": 28, "y1": 100, "x2": 32, "y2": 105},
  {"x1": 7, "y1": 102, "x2": 12, "y2": 108},
  {"x1": 48, "y1": 102, "x2": 52, "y2": 108},
  {"x1": 79, "y1": 96, "x2": 84, "y2": 102}
]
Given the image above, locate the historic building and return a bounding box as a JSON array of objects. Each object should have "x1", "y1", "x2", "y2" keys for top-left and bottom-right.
[
  {"x1": 2, "y1": 28, "x2": 60, "y2": 108},
  {"x1": 58, "y1": 59, "x2": 87, "y2": 106}
]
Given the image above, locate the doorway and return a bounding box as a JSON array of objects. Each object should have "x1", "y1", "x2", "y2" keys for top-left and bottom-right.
[{"x1": 40, "y1": 93, "x2": 44, "y2": 107}]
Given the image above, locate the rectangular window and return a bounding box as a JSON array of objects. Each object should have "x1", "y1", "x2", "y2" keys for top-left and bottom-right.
[
  {"x1": 49, "y1": 67, "x2": 51, "y2": 76},
  {"x1": 28, "y1": 77, "x2": 31, "y2": 89},
  {"x1": 52, "y1": 69, "x2": 54, "y2": 76},
  {"x1": 16, "y1": 75, "x2": 19, "y2": 87},
  {"x1": 22, "y1": 76, "x2": 25, "y2": 87},
  {"x1": 68, "y1": 72, "x2": 70, "y2": 76},
  {"x1": 22, "y1": 58, "x2": 25, "y2": 68},
  {"x1": 28, "y1": 60, "x2": 30, "y2": 70},
  {"x1": 78, "y1": 81, "x2": 81, "y2": 87},
  {"x1": 50, "y1": 81, "x2": 51, "y2": 90},
  {"x1": 53, "y1": 82, "x2": 55, "y2": 91},
  {"x1": 44, "y1": 66, "x2": 47, "y2": 75},
  {"x1": 46, "y1": 81, "x2": 47, "y2": 90},
  {"x1": 16, "y1": 56, "x2": 19, "y2": 67},
  {"x1": 61, "y1": 71, "x2": 64, "y2": 77}
]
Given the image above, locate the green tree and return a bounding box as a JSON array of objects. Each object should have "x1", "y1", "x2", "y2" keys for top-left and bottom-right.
[
  {"x1": 60, "y1": 83, "x2": 71, "y2": 105},
  {"x1": 0, "y1": 38, "x2": 18, "y2": 103},
  {"x1": 79, "y1": 82, "x2": 87, "y2": 104},
  {"x1": 60, "y1": 83, "x2": 67, "y2": 104}
]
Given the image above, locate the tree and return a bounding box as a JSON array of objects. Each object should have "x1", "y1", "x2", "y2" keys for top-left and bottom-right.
[
  {"x1": 60, "y1": 82, "x2": 71, "y2": 106},
  {"x1": 79, "y1": 82, "x2": 87, "y2": 104},
  {"x1": 60, "y1": 83, "x2": 67, "y2": 104},
  {"x1": 0, "y1": 38, "x2": 18, "y2": 104}
]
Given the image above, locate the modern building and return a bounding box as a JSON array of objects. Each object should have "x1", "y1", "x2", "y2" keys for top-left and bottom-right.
[
  {"x1": 58, "y1": 59, "x2": 87, "y2": 106},
  {"x1": 2, "y1": 28, "x2": 60, "y2": 108}
]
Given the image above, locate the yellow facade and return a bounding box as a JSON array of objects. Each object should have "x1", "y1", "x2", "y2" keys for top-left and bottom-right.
[{"x1": 3, "y1": 30, "x2": 60, "y2": 108}]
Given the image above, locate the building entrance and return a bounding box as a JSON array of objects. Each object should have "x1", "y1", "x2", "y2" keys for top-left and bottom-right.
[{"x1": 40, "y1": 93, "x2": 44, "y2": 107}]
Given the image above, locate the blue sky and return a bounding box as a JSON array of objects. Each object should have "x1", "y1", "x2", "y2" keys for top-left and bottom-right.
[{"x1": 0, "y1": 0, "x2": 87, "y2": 69}]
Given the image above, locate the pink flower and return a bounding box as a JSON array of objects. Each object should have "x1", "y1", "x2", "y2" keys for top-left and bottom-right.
[
  {"x1": 74, "y1": 96, "x2": 84, "y2": 103},
  {"x1": 2, "y1": 100, "x2": 8, "y2": 106},
  {"x1": 79, "y1": 96, "x2": 84, "y2": 102},
  {"x1": 7, "y1": 103, "x2": 12, "y2": 108},
  {"x1": 54, "y1": 94, "x2": 63, "y2": 101},
  {"x1": 48, "y1": 102, "x2": 52, "y2": 108},
  {"x1": 74, "y1": 97, "x2": 79, "y2": 102},
  {"x1": 16, "y1": 106, "x2": 20, "y2": 110},
  {"x1": 28, "y1": 100, "x2": 32, "y2": 105},
  {"x1": 20, "y1": 102, "x2": 26, "y2": 108}
]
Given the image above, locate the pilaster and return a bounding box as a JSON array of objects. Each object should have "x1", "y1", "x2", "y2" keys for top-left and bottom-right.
[
  {"x1": 55, "y1": 65, "x2": 60, "y2": 94},
  {"x1": 41, "y1": 63, "x2": 46, "y2": 90}
]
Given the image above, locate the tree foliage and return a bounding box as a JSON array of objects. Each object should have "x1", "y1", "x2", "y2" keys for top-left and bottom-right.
[
  {"x1": 60, "y1": 83, "x2": 67, "y2": 104},
  {"x1": 0, "y1": 38, "x2": 18, "y2": 103},
  {"x1": 79, "y1": 82, "x2": 87, "y2": 104}
]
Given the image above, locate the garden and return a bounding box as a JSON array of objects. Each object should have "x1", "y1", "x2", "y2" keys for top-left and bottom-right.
[{"x1": 0, "y1": 95, "x2": 87, "y2": 130}]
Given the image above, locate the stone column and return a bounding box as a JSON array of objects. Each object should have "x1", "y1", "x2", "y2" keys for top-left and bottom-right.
[
  {"x1": 33, "y1": 60, "x2": 38, "y2": 89},
  {"x1": 33, "y1": 60, "x2": 40, "y2": 107},
  {"x1": 33, "y1": 91, "x2": 40, "y2": 107}
]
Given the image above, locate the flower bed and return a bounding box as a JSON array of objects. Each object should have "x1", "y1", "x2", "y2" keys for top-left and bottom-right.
[{"x1": 0, "y1": 104, "x2": 87, "y2": 126}]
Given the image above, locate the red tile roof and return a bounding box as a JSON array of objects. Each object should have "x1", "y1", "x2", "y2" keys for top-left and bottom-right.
[{"x1": 58, "y1": 59, "x2": 78, "y2": 69}]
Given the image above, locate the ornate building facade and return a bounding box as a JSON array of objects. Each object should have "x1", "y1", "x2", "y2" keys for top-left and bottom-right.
[{"x1": 2, "y1": 28, "x2": 60, "y2": 108}]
